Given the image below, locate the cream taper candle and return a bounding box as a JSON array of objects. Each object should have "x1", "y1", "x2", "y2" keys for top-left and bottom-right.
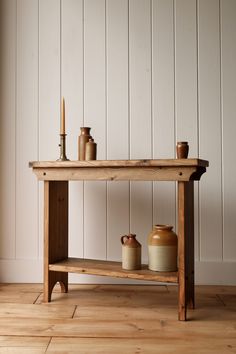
[{"x1": 60, "y1": 97, "x2": 65, "y2": 134}]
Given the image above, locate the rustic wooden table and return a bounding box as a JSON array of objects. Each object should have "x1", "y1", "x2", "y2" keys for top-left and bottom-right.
[{"x1": 30, "y1": 159, "x2": 208, "y2": 321}]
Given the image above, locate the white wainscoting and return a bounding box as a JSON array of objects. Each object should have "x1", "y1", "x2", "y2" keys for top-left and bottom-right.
[{"x1": 0, "y1": 0, "x2": 236, "y2": 285}]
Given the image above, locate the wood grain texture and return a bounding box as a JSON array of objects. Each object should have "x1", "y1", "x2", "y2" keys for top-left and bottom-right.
[
  {"x1": 0, "y1": 284, "x2": 235, "y2": 352},
  {"x1": 31, "y1": 164, "x2": 207, "y2": 182},
  {"x1": 47, "y1": 337, "x2": 236, "y2": 354},
  {"x1": 29, "y1": 159, "x2": 209, "y2": 168},
  {"x1": 44, "y1": 181, "x2": 69, "y2": 302},
  {"x1": 49, "y1": 257, "x2": 178, "y2": 283},
  {"x1": 178, "y1": 181, "x2": 194, "y2": 320},
  {"x1": 0, "y1": 303, "x2": 75, "y2": 319},
  {"x1": 0, "y1": 282, "x2": 234, "y2": 354},
  {"x1": 0, "y1": 336, "x2": 49, "y2": 353}
]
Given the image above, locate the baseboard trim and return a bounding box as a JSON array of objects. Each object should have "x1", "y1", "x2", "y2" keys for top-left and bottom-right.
[
  {"x1": 195, "y1": 260, "x2": 236, "y2": 285},
  {"x1": 0, "y1": 259, "x2": 235, "y2": 285}
]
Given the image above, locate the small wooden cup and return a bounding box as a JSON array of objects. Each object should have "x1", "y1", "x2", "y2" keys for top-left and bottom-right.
[{"x1": 176, "y1": 141, "x2": 189, "y2": 159}]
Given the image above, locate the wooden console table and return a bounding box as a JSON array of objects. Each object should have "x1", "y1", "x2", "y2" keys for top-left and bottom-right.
[{"x1": 30, "y1": 159, "x2": 208, "y2": 321}]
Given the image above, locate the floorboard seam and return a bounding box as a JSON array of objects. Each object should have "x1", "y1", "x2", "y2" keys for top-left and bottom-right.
[{"x1": 44, "y1": 336, "x2": 52, "y2": 353}]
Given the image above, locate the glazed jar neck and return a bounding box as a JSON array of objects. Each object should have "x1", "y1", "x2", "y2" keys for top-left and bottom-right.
[
  {"x1": 80, "y1": 127, "x2": 91, "y2": 135},
  {"x1": 153, "y1": 224, "x2": 173, "y2": 231},
  {"x1": 121, "y1": 234, "x2": 141, "y2": 247}
]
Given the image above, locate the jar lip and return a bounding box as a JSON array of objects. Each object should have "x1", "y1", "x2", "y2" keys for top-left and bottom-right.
[
  {"x1": 128, "y1": 233, "x2": 136, "y2": 237},
  {"x1": 80, "y1": 126, "x2": 91, "y2": 130},
  {"x1": 154, "y1": 224, "x2": 173, "y2": 230},
  {"x1": 177, "y1": 141, "x2": 188, "y2": 144}
]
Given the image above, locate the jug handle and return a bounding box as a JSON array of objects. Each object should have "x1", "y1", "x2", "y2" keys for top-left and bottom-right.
[{"x1": 121, "y1": 235, "x2": 128, "y2": 244}]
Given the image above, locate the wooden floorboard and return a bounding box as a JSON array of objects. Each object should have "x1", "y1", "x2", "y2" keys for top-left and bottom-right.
[
  {"x1": 0, "y1": 335, "x2": 50, "y2": 353},
  {"x1": 0, "y1": 284, "x2": 235, "y2": 353},
  {"x1": 47, "y1": 337, "x2": 236, "y2": 354}
]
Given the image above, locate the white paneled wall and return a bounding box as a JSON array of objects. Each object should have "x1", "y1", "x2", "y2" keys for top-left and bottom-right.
[{"x1": 0, "y1": 0, "x2": 236, "y2": 284}]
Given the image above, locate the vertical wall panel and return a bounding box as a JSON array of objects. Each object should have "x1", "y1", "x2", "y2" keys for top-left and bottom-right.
[
  {"x1": 16, "y1": 0, "x2": 38, "y2": 259},
  {"x1": 198, "y1": 0, "x2": 222, "y2": 260},
  {"x1": 38, "y1": 0, "x2": 61, "y2": 258},
  {"x1": 175, "y1": 0, "x2": 198, "y2": 151},
  {"x1": 152, "y1": 0, "x2": 176, "y2": 228},
  {"x1": 1, "y1": 0, "x2": 236, "y2": 284},
  {"x1": 175, "y1": 0, "x2": 199, "y2": 259},
  {"x1": 129, "y1": 0, "x2": 152, "y2": 262},
  {"x1": 84, "y1": 0, "x2": 106, "y2": 259},
  {"x1": 106, "y1": 0, "x2": 129, "y2": 260},
  {"x1": 39, "y1": 0, "x2": 60, "y2": 161},
  {"x1": 62, "y1": 0, "x2": 84, "y2": 258},
  {"x1": 221, "y1": 0, "x2": 236, "y2": 260},
  {"x1": 0, "y1": 0, "x2": 16, "y2": 258}
]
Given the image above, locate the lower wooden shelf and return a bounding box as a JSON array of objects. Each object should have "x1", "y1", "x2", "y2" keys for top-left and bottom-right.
[{"x1": 49, "y1": 257, "x2": 178, "y2": 283}]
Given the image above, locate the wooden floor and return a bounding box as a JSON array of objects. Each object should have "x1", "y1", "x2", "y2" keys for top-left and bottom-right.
[{"x1": 0, "y1": 284, "x2": 235, "y2": 353}]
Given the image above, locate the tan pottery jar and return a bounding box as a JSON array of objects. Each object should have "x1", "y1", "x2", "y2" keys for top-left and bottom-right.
[
  {"x1": 78, "y1": 127, "x2": 91, "y2": 160},
  {"x1": 85, "y1": 138, "x2": 97, "y2": 160},
  {"x1": 148, "y1": 225, "x2": 177, "y2": 272},
  {"x1": 121, "y1": 234, "x2": 141, "y2": 270},
  {"x1": 176, "y1": 141, "x2": 189, "y2": 159}
]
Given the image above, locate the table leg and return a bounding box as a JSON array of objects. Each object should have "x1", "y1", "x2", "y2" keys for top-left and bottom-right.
[
  {"x1": 178, "y1": 181, "x2": 194, "y2": 321},
  {"x1": 44, "y1": 181, "x2": 68, "y2": 302}
]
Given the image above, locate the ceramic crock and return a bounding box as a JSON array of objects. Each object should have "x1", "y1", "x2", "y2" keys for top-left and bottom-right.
[
  {"x1": 85, "y1": 138, "x2": 97, "y2": 160},
  {"x1": 78, "y1": 127, "x2": 91, "y2": 160},
  {"x1": 148, "y1": 225, "x2": 177, "y2": 272},
  {"x1": 121, "y1": 234, "x2": 141, "y2": 270}
]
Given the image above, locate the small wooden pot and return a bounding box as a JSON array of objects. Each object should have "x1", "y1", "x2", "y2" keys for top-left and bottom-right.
[{"x1": 176, "y1": 141, "x2": 189, "y2": 159}]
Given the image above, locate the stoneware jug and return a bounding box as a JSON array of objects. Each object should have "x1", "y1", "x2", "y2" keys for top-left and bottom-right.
[
  {"x1": 78, "y1": 127, "x2": 91, "y2": 160},
  {"x1": 121, "y1": 234, "x2": 141, "y2": 270},
  {"x1": 148, "y1": 225, "x2": 177, "y2": 272},
  {"x1": 85, "y1": 138, "x2": 97, "y2": 160}
]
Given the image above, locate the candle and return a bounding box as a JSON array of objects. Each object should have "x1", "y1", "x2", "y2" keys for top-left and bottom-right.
[{"x1": 60, "y1": 97, "x2": 65, "y2": 134}]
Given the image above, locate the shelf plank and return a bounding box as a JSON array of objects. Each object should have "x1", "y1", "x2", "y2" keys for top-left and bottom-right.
[
  {"x1": 49, "y1": 258, "x2": 178, "y2": 283},
  {"x1": 29, "y1": 159, "x2": 208, "y2": 182},
  {"x1": 29, "y1": 158, "x2": 209, "y2": 168}
]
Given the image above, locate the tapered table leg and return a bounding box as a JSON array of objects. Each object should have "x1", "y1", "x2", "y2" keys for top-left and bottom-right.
[
  {"x1": 44, "y1": 181, "x2": 68, "y2": 302},
  {"x1": 178, "y1": 181, "x2": 194, "y2": 321}
]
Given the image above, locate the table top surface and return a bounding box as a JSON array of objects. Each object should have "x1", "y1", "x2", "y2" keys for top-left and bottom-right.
[{"x1": 29, "y1": 158, "x2": 209, "y2": 169}]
